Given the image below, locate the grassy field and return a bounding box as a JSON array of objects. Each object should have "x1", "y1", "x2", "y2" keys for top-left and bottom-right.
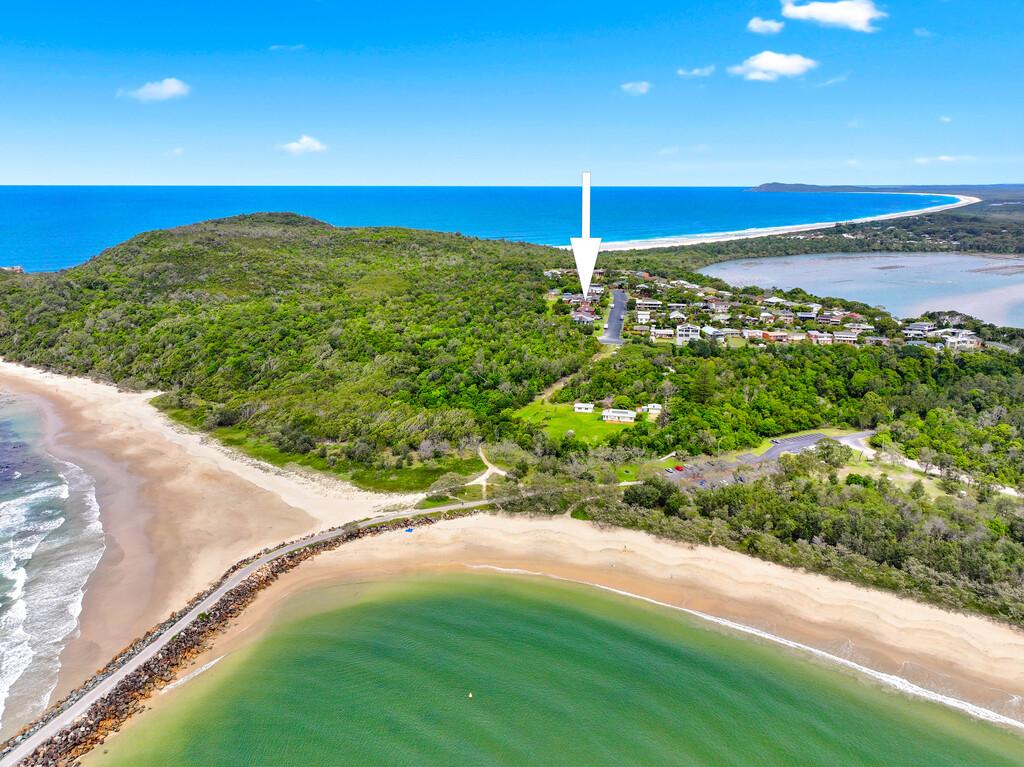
[{"x1": 515, "y1": 400, "x2": 638, "y2": 444}]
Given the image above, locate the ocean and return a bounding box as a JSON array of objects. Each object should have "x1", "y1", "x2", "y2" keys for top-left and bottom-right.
[
  {"x1": 701, "y1": 252, "x2": 1024, "y2": 327},
  {"x1": 0, "y1": 186, "x2": 954, "y2": 273},
  {"x1": 89, "y1": 574, "x2": 1024, "y2": 767},
  {"x1": 0, "y1": 394, "x2": 104, "y2": 739}
]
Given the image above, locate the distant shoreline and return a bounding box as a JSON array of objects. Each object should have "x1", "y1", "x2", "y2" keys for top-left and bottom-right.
[{"x1": 599, "y1": 194, "x2": 981, "y2": 251}]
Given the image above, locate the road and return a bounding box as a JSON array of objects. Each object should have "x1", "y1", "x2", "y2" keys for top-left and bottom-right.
[
  {"x1": 599, "y1": 288, "x2": 626, "y2": 345},
  {"x1": 740, "y1": 431, "x2": 874, "y2": 463},
  {"x1": 0, "y1": 498, "x2": 497, "y2": 767}
]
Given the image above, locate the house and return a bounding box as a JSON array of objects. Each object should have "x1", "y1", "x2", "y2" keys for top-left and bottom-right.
[
  {"x1": 904, "y1": 321, "x2": 937, "y2": 337},
  {"x1": 861, "y1": 336, "x2": 892, "y2": 346},
  {"x1": 639, "y1": 403, "x2": 663, "y2": 415},
  {"x1": 775, "y1": 311, "x2": 796, "y2": 325},
  {"x1": 602, "y1": 408, "x2": 637, "y2": 423},
  {"x1": 572, "y1": 310, "x2": 596, "y2": 325},
  {"x1": 764, "y1": 296, "x2": 788, "y2": 306},
  {"x1": 574, "y1": 402, "x2": 595, "y2": 413},
  {"x1": 833, "y1": 330, "x2": 860, "y2": 345},
  {"x1": 741, "y1": 327, "x2": 764, "y2": 340},
  {"x1": 818, "y1": 312, "x2": 845, "y2": 326},
  {"x1": 847, "y1": 322, "x2": 876, "y2": 332},
  {"x1": 675, "y1": 324, "x2": 701, "y2": 345},
  {"x1": 669, "y1": 309, "x2": 687, "y2": 321},
  {"x1": 719, "y1": 328, "x2": 742, "y2": 338},
  {"x1": 636, "y1": 299, "x2": 664, "y2": 311},
  {"x1": 637, "y1": 310, "x2": 652, "y2": 324},
  {"x1": 796, "y1": 311, "x2": 819, "y2": 321},
  {"x1": 806, "y1": 330, "x2": 833, "y2": 345},
  {"x1": 650, "y1": 327, "x2": 675, "y2": 341},
  {"x1": 711, "y1": 312, "x2": 731, "y2": 323},
  {"x1": 941, "y1": 330, "x2": 982, "y2": 352},
  {"x1": 763, "y1": 330, "x2": 790, "y2": 344},
  {"x1": 702, "y1": 326, "x2": 727, "y2": 343}
]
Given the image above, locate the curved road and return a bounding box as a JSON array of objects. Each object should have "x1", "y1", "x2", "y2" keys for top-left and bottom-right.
[{"x1": 1, "y1": 498, "x2": 496, "y2": 767}]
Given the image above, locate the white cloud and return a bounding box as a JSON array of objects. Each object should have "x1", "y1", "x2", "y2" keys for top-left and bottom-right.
[
  {"x1": 728, "y1": 51, "x2": 818, "y2": 82},
  {"x1": 676, "y1": 65, "x2": 716, "y2": 78},
  {"x1": 938, "y1": 115, "x2": 953, "y2": 123},
  {"x1": 621, "y1": 81, "x2": 652, "y2": 95},
  {"x1": 167, "y1": 147, "x2": 185, "y2": 157},
  {"x1": 269, "y1": 43, "x2": 305, "y2": 52},
  {"x1": 845, "y1": 159, "x2": 860, "y2": 166},
  {"x1": 914, "y1": 155, "x2": 974, "y2": 165},
  {"x1": 280, "y1": 135, "x2": 328, "y2": 155},
  {"x1": 914, "y1": 27, "x2": 933, "y2": 37},
  {"x1": 748, "y1": 17, "x2": 785, "y2": 34},
  {"x1": 781, "y1": 0, "x2": 887, "y2": 32},
  {"x1": 119, "y1": 77, "x2": 191, "y2": 102}
]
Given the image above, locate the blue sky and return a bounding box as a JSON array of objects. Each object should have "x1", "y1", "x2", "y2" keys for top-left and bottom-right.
[{"x1": 0, "y1": 0, "x2": 1020, "y2": 185}]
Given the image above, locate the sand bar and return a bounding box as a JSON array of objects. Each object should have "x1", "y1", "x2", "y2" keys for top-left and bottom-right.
[
  {"x1": 0, "y1": 360, "x2": 404, "y2": 733},
  {"x1": 598, "y1": 194, "x2": 981, "y2": 251},
  {"x1": 185, "y1": 513, "x2": 1024, "y2": 731}
]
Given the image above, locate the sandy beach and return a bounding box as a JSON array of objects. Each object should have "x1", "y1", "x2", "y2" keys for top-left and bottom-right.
[
  {"x1": 0, "y1": 360, "x2": 403, "y2": 732},
  {"x1": 182, "y1": 513, "x2": 1024, "y2": 731},
  {"x1": 4, "y1": 358, "x2": 1024, "y2": 748},
  {"x1": 599, "y1": 194, "x2": 981, "y2": 251}
]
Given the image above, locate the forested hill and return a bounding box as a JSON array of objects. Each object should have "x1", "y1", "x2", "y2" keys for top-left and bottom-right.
[{"x1": 0, "y1": 213, "x2": 589, "y2": 480}]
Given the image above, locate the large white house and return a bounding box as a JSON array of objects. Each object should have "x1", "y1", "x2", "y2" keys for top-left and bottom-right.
[
  {"x1": 602, "y1": 408, "x2": 637, "y2": 423},
  {"x1": 675, "y1": 323, "x2": 701, "y2": 345}
]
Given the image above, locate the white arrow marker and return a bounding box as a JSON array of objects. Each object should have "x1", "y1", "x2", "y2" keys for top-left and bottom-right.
[{"x1": 570, "y1": 171, "x2": 601, "y2": 298}]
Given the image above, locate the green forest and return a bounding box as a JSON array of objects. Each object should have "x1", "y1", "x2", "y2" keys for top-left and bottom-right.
[
  {"x1": 2, "y1": 211, "x2": 1023, "y2": 622},
  {"x1": 577, "y1": 443, "x2": 1024, "y2": 623},
  {"x1": 547, "y1": 341, "x2": 1024, "y2": 488},
  {"x1": 0, "y1": 214, "x2": 589, "y2": 488}
]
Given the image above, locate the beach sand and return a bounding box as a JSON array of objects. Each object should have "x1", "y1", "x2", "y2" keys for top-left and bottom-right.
[
  {"x1": 187, "y1": 513, "x2": 1024, "y2": 729},
  {"x1": 599, "y1": 194, "x2": 981, "y2": 251},
  {"x1": 0, "y1": 360, "x2": 403, "y2": 727},
  {"x1": 4, "y1": 357, "x2": 1024, "y2": 745}
]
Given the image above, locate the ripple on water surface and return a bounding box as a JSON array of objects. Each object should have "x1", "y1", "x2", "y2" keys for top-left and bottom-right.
[{"x1": 90, "y1": 575, "x2": 1024, "y2": 767}]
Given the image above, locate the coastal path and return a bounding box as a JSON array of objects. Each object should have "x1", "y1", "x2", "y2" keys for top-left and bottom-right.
[{"x1": 0, "y1": 498, "x2": 498, "y2": 767}]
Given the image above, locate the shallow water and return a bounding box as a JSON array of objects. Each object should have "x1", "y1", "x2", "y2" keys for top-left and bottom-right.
[
  {"x1": 91, "y1": 574, "x2": 1024, "y2": 767},
  {"x1": 701, "y1": 252, "x2": 1024, "y2": 327},
  {"x1": 0, "y1": 394, "x2": 104, "y2": 738}
]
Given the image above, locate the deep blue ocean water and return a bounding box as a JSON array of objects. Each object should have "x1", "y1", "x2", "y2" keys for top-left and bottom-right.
[{"x1": 0, "y1": 186, "x2": 955, "y2": 273}]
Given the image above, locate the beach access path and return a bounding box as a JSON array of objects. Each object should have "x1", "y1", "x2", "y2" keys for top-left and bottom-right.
[{"x1": 0, "y1": 499, "x2": 494, "y2": 767}]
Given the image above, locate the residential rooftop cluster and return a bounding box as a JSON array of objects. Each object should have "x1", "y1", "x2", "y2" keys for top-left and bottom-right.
[{"x1": 544, "y1": 267, "x2": 989, "y2": 354}]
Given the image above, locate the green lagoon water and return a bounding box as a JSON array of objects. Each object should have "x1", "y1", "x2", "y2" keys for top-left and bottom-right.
[{"x1": 91, "y1": 575, "x2": 1024, "y2": 767}]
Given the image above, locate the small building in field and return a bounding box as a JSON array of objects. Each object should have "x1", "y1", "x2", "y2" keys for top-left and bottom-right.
[
  {"x1": 639, "y1": 403, "x2": 663, "y2": 415},
  {"x1": 602, "y1": 408, "x2": 637, "y2": 423},
  {"x1": 574, "y1": 402, "x2": 595, "y2": 413}
]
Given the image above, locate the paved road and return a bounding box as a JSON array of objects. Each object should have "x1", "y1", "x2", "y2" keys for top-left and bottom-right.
[
  {"x1": 737, "y1": 431, "x2": 875, "y2": 464},
  {"x1": 599, "y1": 288, "x2": 626, "y2": 345},
  {"x1": 0, "y1": 498, "x2": 497, "y2": 767}
]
